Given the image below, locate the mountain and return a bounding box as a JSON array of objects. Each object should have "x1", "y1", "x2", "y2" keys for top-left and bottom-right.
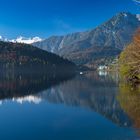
[
  {"x1": 33, "y1": 12, "x2": 140, "y2": 67},
  {"x1": 0, "y1": 41, "x2": 76, "y2": 73},
  {"x1": 0, "y1": 36, "x2": 42, "y2": 44},
  {"x1": 11, "y1": 36, "x2": 43, "y2": 44},
  {"x1": 0, "y1": 36, "x2": 8, "y2": 42}
]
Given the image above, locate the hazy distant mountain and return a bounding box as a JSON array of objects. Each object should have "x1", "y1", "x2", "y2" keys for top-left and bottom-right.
[
  {"x1": 0, "y1": 36, "x2": 43, "y2": 44},
  {"x1": 11, "y1": 36, "x2": 43, "y2": 44},
  {"x1": 0, "y1": 36, "x2": 8, "y2": 42},
  {"x1": 33, "y1": 12, "x2": 140, "y2": 67}
]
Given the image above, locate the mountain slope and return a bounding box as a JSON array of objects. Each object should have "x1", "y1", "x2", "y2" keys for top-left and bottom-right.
[
  {"x1": 33, "y1": 12, "x2": 140, "y2": 67},
  {"x1": 0, "y1": 41, "x2": 76, "y2": 72}
]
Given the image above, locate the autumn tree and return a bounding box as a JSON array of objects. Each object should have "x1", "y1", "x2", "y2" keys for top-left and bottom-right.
[{"x1": 119, "y1": 29, "x2": 140, "y2": 84}]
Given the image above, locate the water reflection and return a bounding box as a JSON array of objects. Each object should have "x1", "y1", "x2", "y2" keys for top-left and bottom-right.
[
  {"x1": 0, "y1": 70, "x2": 75, "y2": 103},
  {"x1": 0, "y1": 70, "x2": 140, "y2": 132},
  {"x1": 117, "y1": 84, "x2": 140, "y2": 132},
  {"x1": 39, "y1": 72, "x2": 132, "y2": 127},
  {"x1": 12, "y1": 95, "x2": 42, "y2": 104}
]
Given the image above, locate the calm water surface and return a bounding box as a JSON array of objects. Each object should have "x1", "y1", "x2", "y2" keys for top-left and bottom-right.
[{"x1": 0, "y1": 71, "x2": 139, "y2": 140}]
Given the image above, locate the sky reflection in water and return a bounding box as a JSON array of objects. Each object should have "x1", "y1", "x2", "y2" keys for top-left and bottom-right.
[{"x1": 0, "y1": 71, "x2": 139, "y2": 140}]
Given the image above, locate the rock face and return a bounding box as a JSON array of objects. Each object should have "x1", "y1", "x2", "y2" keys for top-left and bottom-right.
[{"x1": 33, "y1": 12, "x2": 140, "y2": 66}]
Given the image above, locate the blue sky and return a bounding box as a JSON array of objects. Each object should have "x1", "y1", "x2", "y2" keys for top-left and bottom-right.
[{"x1": 0, "y1": 0, "x2": 139, "y2": 38}]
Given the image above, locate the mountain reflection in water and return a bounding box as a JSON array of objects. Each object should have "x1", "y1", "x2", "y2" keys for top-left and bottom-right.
[
  {"x1": 0, "y1": 70, "x2": 75, "y2": 103},
  {"x1": 0, "y1": 70, "x2": 134, "y2": 129}
]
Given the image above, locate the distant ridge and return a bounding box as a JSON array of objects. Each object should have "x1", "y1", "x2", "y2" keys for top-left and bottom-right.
[{"x1": 33, "y1": 12, "x2": 140, "y2": 67}]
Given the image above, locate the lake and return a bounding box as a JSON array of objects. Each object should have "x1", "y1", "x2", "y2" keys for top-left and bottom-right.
[{"x1": 0, "y1": 71, "x2": 139, "y2": 140}]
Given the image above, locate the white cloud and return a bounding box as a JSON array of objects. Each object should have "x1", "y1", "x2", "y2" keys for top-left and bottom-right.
[{"x1": 132, "y1": 0, "x2": 140, "y2": 5}]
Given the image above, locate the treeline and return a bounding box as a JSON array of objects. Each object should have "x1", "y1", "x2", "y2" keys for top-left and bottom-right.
[{"x1": 0, "y1": 41, "x2": 76, "y2": 72}]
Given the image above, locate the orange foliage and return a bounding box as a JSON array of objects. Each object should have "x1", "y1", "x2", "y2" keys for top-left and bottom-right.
[
  {"x1": 119, "y1": 28, "x2": 140, "y2": 83},
  {"x1": 118, "y1": 84, "x2": 140, "y2": 134},
  {"x1": 134, "y1": 29, "x2": 140, "y2": 46}
]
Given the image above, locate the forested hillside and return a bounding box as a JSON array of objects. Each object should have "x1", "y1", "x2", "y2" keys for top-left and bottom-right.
[{"x1": 0, "y1": 41, "x2": 76, "y2": 72}]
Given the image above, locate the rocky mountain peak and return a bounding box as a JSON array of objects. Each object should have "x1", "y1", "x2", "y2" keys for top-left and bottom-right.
[{"x1": 33, "y1": 12, "x2": 140, "y2": 67}]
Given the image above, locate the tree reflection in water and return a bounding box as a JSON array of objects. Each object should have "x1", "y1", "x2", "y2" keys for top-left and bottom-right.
[
  {"x1": 0, "y1": 70, "x2": 137, "y2": 130},
  {"x1": 117, "y1": 83, "x2": 140, "y2": 133},
  {"x1": 0, "y1": 69, "x2": 76, "y2": 101}
]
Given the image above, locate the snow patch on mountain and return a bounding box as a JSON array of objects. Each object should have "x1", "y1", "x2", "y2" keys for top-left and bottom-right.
[
  {"x1": 123, "y1": 13, "x2": 128, "y2": 17},
  {"x1": 12, "y1": 95, "x2": 42, "y2": 104},
  {"x1": 11, "y1": 36, "x2": 43, "y2": 44},
  {"x1": 0, "y1": 35, "x2": 43, "y2": 44},
  {"x1": 0, "y1": 36, "x2": 8, "y2": 42},
  {"x1": 136, "y1": 14, "x2": 140, "y2": 21}
]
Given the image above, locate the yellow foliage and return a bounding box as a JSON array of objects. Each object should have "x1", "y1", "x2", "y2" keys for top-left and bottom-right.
[
  {"x1": 119, "y1": 29, "x2": 140, "y2": 83},
  {"x1": 117, "y1": 83, "x2": 140, "y2": 131}
]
